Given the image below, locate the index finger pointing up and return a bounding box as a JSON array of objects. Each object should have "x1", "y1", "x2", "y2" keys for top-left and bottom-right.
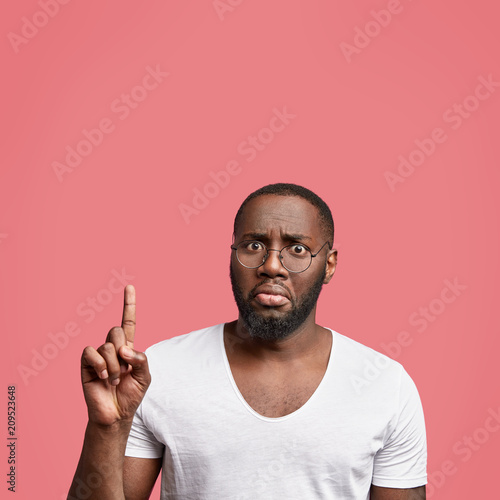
[{"x1": 121, "y1": 284, "x2": 136, "y2": 346}]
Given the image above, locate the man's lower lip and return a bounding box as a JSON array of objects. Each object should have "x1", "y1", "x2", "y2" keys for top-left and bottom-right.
[{"x1": 254, "y1": 293, "x2": 290, "y2": 307}]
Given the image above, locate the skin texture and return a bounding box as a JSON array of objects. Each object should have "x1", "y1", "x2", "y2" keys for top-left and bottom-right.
[
  {"x1": 68, "y1": 194, "x2": 426, "y2": 499},
  {"x1": 370, "y1": 485, "x2": 426, "y2": 499}
]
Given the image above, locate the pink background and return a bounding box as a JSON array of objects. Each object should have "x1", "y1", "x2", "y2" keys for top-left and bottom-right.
[{"x1": 2, "y1": 1, "x2": 499, "y2": 498}]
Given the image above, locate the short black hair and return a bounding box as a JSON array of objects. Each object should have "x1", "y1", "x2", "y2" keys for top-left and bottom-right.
[{"x1": 233, "y1": 183, "x2": 334, "y2": 245}]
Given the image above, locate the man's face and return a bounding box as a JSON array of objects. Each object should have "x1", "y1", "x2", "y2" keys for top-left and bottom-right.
[{"x1": 230, "y1": 194, "x2": 336, "y2": 342}]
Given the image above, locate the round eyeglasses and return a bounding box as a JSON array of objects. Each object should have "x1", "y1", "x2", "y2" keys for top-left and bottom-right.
[{"x1": 231, "y1": 240, "x2": 330, "y2": 273}]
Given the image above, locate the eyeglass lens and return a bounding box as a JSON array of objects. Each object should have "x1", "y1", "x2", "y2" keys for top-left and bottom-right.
[{"x1": 236, "y1": 241, "x2": 311, "y2": 272}]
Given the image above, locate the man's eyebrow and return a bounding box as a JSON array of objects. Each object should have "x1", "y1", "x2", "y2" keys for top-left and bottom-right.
[
  {"x1": 282, "y1": 233, "x2": 312, "y2": 241},
  {"x1": 240, "y1": 232, "x2": 268, "y2": 240},
  {"x1": 240, "y1": 232, "x2": 312, "y2": 241}
]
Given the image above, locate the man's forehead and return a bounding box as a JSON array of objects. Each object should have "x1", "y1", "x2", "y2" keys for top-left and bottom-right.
[{"x1": 236, "y1": 195, "x2": 321, "y2": 237}]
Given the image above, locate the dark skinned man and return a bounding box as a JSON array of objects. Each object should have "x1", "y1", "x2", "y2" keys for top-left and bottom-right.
[{"x1": 69, "y1": 183, "x2": 427, "y2": 499}]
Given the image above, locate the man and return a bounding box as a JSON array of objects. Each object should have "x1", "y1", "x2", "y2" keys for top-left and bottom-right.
[{"x1": 69, "y1": 183, "x2": 427, "y2": 499}]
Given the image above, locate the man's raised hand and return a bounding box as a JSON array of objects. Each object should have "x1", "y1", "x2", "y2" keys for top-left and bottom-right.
[{"x1": 80, "y1": 285, "x2": 151, "y2": 427}]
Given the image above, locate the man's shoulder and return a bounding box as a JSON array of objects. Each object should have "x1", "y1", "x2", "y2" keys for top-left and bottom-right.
[
  {"x1": 331, "y1": 329, "x2": 399, "y2": 360},
  {"x1": 328, "y1": 329, "x2": 423, "y2": 407},
  {"x1": 329, "y1": 328, "x2": 405, "y2": 378}
]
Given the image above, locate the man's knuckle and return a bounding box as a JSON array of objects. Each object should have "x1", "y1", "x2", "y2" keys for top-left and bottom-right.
[
  {"x1": 98, "y1": 342, "x2": 115, "y2": 354},
  {"x1": 106, "y1": 327, "x2": 124, "y2": 342},
  {"x1": 95, "y1": 359, "x2": 106, "y2": 370}
]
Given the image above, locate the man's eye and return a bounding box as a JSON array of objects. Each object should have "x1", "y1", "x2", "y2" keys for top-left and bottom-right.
[
  {"x1": 245, "y1": 241, "x2": 264, "y2": 251},
  {"x1": 290, "y1": 244, "x2": 306, "y2": 254}
]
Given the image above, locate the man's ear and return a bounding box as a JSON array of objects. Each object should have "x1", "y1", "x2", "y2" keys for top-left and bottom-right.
[{"x1": 323, "y1": 249, "x2": 337, "y2": 284}]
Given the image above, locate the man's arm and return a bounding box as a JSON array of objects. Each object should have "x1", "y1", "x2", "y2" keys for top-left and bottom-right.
[
  {"x1": 69, "y1": 424, "x2": 161, "y2": 500},
  {"x1": 123, "y1": 457, "x2": 162, "y2": 500},
  {"x1": 68, "y1": 285, "x2": 156, "y2": 500},
  {"x1": 370, "y1": 485, "x2": 426, "y2": 500}
]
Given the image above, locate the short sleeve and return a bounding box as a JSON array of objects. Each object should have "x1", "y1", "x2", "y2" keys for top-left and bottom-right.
[
  {"x1": 371, "y1": 368, "x2": 427, "y2": 488},
  {"x1": 125, "y1": 403, "x2": 164, "y2": 459}
]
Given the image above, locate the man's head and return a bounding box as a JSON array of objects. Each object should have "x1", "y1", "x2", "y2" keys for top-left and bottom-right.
[{"x1": 230, "y1": 184, "x2": 337, "y2": 342}]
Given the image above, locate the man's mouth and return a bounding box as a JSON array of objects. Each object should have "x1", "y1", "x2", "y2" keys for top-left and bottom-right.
[{"x1": 252, "y1": 284, "x2": 291, "y2": 307}]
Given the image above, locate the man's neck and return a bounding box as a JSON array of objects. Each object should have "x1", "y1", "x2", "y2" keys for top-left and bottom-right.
[{"x1": 225, "y1": 316, "x2": 330, "y2": 364}]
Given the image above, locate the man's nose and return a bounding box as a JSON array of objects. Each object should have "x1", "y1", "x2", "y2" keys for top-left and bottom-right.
[{"x1": 258, "y1": 249, "x2": 288, "y2": 278}]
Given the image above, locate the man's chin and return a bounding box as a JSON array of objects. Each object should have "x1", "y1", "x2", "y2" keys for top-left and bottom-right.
[
  {"x1": 241, "y1": 309, "x2": 306, "y2": 342},
  {"x1": 251, "y1": 301, "x2": 292, "y2": 317},
  {"x1": 233, "y1": 291, "x2": 317, "y2": 342}
]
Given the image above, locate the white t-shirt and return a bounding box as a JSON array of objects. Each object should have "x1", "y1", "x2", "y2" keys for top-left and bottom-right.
[{"x1": 125, "y1": 324, "x2": 427, "y2": 499}]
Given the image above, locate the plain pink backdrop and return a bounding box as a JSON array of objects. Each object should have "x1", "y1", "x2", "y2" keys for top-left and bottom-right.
[{"x1": 2, "y1": 1, "x2": 499, "y2": 498}]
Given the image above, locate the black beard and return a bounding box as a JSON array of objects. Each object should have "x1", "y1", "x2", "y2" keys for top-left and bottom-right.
[{"x1": 230, "y1": 265, "x2": 326, "y2": 342}]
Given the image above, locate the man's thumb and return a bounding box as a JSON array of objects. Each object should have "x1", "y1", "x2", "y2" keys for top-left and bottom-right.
[{"x1": 119, "y1": 346, "x2": 150, "y2": 385}]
